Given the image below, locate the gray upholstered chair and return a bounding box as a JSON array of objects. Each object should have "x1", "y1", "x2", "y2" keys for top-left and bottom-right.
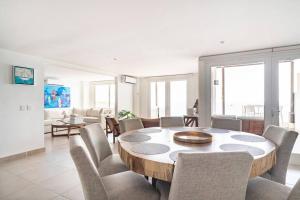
[
  {"x1": 156, "y1": 152, "x2": 253, "y2": 200},
  {"x1": 119, "y1": 118, "x2": 144, "y2": 133},
  {"x1": 69, "y1": 136, "x2": 160, "y2": 200},
  {"x1": 80, "y1": 123, "x2": 128, "y2": 176},
  {"x1": 160, "y1": 117, "x2": 185, "y2": 128},
  {"x1": 211, "y1": 116, "x2": 242, "y2": 131},
  {"x1": 246, "y1": 177, "x2": 300, "y2": 200},
  {"x1": 261, "y1": 125, "x2": 298, "y2": 184}
]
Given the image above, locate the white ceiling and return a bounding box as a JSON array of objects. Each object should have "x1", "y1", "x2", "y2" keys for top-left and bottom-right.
[
  {"x1": 0, "y1": 0, "x2": 300, "y2": 77},
  {"x1": 44, "y1": 65, "x2": 114, "y2": 81}
]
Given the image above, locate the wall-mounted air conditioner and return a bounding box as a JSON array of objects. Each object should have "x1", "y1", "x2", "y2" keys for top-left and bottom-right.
[{"x1": 121, "y1": 75, "x2": 137, "y2": 84}]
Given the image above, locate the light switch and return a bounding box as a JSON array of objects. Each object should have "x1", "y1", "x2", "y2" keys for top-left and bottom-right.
[
  {"x1": 27, "y1": 105, "x2": 31, "y2": 111},
  {"x1": 19, "y1": 105, "x2": 25, "y2": 111}
]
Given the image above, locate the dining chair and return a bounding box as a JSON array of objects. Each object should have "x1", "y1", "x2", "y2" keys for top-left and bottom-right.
[
  {"x1": 119, "y1": 118, "x2": 144, "y2": 133},
  {"x1": 156, "y1": 152, "x2": 253, "y2": 200},
  {"x1": 105, "y1": 117, "x2": 120, "y2": 143},
  {"x1": 69, "y1": 136, "x2": 160, "y2": 200},
  {"x1": 80, "y1": 123, "x2": 128, "y2": 176},
  {"x1": 160, "y1": 117, "x2": 185, "y2": 128},
  {"x1": 211, "y1": 116, "x2": 242, "y2": 131},
  {"x1": 261, "y1": 125, "x2": 298, "y2": 184},
  {"x1": 141, "y1": 118, "x2": 160, "y2": 128},
  {"x1": 246, "y1": 177, "x2": 300, "y2": 200}
]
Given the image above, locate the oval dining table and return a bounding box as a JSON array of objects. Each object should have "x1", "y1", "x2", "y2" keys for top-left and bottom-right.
[{"x1": 118, "y1": 127, "x2": 276, "y2": 182}]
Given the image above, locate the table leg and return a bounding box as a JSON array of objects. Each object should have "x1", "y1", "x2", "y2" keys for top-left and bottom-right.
[
  {"x1": 68, "y1": 127, "x2": 71, "y2": 138},
  {"x1": 51, "y1": 126, "x2": 54, "y2": 137},
  {"x1": 152, "y1": 178, "x2": 157, "y2": 187}
]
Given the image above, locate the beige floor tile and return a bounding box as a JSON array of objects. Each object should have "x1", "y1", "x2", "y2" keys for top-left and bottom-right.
[
  {"x1": 286, "y1": 164, "x2": 300, "y2": 186},
  {"x1": 51, "y1": 196, "x2": 70, "y2": 200},
  {"x1": 5, "y1": 185, "x2": 58, "y2": 200},
  {"x1": 18, "y1": 163, "x2": 69, "y2": 183},
  {"x1": 40, "y1": 170, "x2": 80, "y2": 194},
  {"x1": 61, "y1": 185, "x2": 85, "y2": 200},
  {"x1": 1, "y1": 133, "x2": 300, "y2": 200},
  {"x1": 0, "y1": 171, "x2": 34, "y2": 198}
]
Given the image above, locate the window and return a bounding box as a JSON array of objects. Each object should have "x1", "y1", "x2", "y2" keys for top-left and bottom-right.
[
  {"x1": 150, "y1": 81, "x2": 165, "y2": 118},
  {"x1": 149, "y1": 79, "x2": 188, "y2": 117},
  {"x1": 170, "y1": 80, "x2": 187, "y2": 116},
  {"x1": 279, "y1": 59, "x2": 300, "y2": 129},
  {"x1": 95, "y1": 83, "x2": 115, "y2": 108},
  {"x1": 211, "y1": 64, "x2": 264, "y2": 118}
]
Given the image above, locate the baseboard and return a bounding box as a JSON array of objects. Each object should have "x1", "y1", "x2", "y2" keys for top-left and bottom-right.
[
  {"x1": 0, "y1": 147, "x2": 45, "y2": 163},
  {"x1": 290, "y1": 153, "x2": 300, "y2": 166}
]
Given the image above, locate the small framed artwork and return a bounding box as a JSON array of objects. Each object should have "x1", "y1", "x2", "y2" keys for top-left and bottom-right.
[{"x1": 13, "y1": 66, "x2": 34, "y2": 85}]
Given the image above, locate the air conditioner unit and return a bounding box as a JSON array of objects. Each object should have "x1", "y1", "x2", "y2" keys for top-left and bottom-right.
[{"x1": 121, "y1": 75, "x2": 137, "y2": 84}]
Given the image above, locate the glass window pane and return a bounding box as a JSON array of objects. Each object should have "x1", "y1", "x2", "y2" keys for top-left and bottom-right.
[
  {"x1": 150, "y1": 82, "x2": 157, "y2": 118},
  {"x1": 211, "y1": 67, "x2": 224, "y2": 115},
  {"x1": 157, "y1": 82, "x2": 165, "y2": 117},
  {"x1": 170, "y1": 80, "x2": 187, "y2": 116},
  {"x1": 95, "y1": 85, "x2": 109, "y2": 108},
  {"x1": 224, "y1": 64, "x2": 264, "y2": 117},
  {"x1": 150, "y1": 81, "x2": 165, "y2": 118},
  {"x1": 110, "y1": 84, "x2": 115, "y2": 109},
  {"x1": 279, "y1": 62, "x2": 292, "y2": 128}
]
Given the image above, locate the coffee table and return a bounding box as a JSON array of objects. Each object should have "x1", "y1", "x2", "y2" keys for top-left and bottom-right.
[{"x1": 51, "y1": 119, "x2": 86, "y2": 137}]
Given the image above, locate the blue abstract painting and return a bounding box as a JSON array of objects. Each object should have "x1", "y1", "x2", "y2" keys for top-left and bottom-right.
[{"x1": 44, "y1": 85, "x2": 71, "y2": 108}]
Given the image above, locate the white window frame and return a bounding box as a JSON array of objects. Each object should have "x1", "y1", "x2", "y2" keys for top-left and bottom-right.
[
  {"x1": 91, "y1": 80, "x2": 115, "y2": 109},
  {"x1": 198, "y1": 45, "x2": 300, "y2": 128},
  {"x1": 146, "y1": 74, "x2": 193, "y2": 117},
  {"x1": 199, "y1": 49, "x2": 272, "y2": 127}
]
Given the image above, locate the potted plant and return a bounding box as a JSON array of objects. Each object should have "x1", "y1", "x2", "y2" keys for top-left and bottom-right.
[{"x1": 118, "y1": 110, "x2": 136, "y2": 120}]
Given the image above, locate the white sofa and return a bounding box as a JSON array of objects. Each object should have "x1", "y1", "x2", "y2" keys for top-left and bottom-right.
[{"x1": 44, "y1": 108, "x2": 113, "y2": 133}]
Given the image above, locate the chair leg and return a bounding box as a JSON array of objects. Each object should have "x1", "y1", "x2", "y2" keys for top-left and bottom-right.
[{"x1": 152, "y1": 178, "x2": 157, "y2": 187}]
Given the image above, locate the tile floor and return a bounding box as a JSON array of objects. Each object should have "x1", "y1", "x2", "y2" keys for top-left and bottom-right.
[{"x1": 0, "y1": 132, "x2": 299, "y2": 200}]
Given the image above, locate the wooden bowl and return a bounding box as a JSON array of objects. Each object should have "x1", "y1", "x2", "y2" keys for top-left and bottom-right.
[{"x1": 173, "y1": 131, "x2": 212, "y2": 144}]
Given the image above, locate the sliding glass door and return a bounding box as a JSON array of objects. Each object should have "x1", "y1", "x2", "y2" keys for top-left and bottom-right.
[
  {"x1": 150, "y1": 79, "x2": 187, "y2": 118},
  {"x1": 277, "y1": 59, "x2": 300, "y2": 129},
  {"x1": 150, "y1": 81, "x2": 166, "y2": 118},
  {"x1": 211, "y1": 63, "x2": 265, "y2": 119},
  {"x1": 170, "y1": 80, "x2": 187, "y2": 116}
]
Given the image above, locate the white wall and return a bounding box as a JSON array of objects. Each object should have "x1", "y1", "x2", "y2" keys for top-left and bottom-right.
[
  {"x1": 117, "y1": 76, "x2": 133, "y2": 114},
  {"x1": 0, "y1": 49, "x2": 44, "y2": 158}
]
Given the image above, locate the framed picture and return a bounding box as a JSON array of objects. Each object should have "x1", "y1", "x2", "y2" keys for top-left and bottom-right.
[
  {"x1": 13, "y1": 66, "x2": 34, "y2": 85},
  {"x1": 44, "y1": 85, "x2": 71, "y2": 108}
]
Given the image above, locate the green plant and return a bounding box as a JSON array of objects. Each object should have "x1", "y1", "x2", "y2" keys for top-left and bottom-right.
[{"x1": 118, "y1": 110, "x2": 136, "y2": 119}]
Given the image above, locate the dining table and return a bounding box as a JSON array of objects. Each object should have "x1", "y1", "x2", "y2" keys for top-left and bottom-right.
[{"x1": 118, "y1": 127, "x2": 276, "y2": 182}]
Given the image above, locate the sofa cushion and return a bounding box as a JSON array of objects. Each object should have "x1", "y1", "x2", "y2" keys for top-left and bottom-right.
[
  {"x1": 73, "y1": 108, "x2": 87, "y2": 116},
  {"x1": 83, "y1": 117, "x2": 100, "y2": 124},
  {"x1": 102, "y1": 108, "x2": 112, "y2": 116},
  {"x1": 98, "y1": 154, "x2": 128, "y2": 177},
  {"x1": 44, "y1": 109, "x2": 66, "y2": 120},
  {"x1": 86, "y1": 108, "x2": 102, "y2": 117},
  {"x1": 102, "y1": 171, "x2": 160, "y2": 200}
]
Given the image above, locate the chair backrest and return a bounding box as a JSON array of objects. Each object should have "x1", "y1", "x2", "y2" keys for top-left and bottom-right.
[
  {"x1": 288, "y1": 179, "x2": 300, "y2": 200},
  {"x1": 119, "y1": 118, "x2": 144, "y2": 133},
  {"x1": 106, "y1": 117, "x2": 120, "y2": 135},
  {"x1": 141, "y1": 118, "x2": 160, "y2": 128},
  {"x1": 211, "y1": 116, "x2": 242, "y2": 131},
  {"x1": 80, "y1": 123, "x2": 112, "y2": 167},
  {"x1": 160, "y1": 117, "x2": 184, "y2": 128},
  {"x1": 69, "y1": 136, "x2": 108, "y2": 200},
  {"x1": 263, "y1": 125, "x2": 298, "y2": 184},
  {"x1": 169, "y1": 152, "x2": 253, "y2": 200}
]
